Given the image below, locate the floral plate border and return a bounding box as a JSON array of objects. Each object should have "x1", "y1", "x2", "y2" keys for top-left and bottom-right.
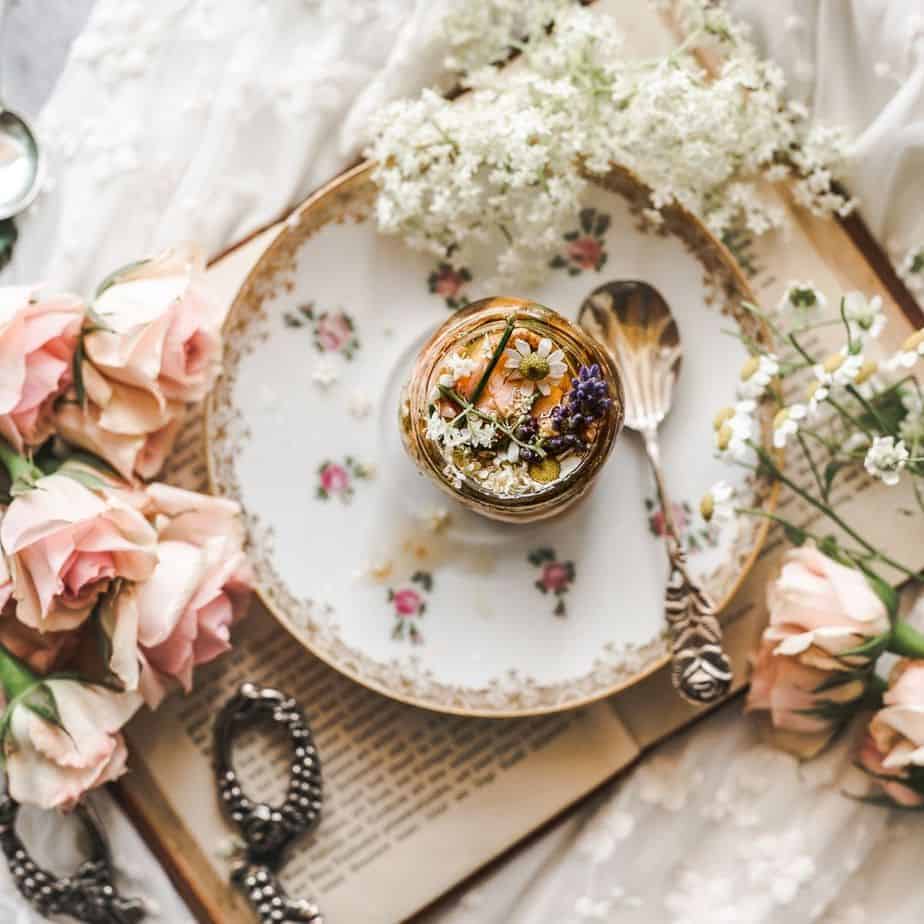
[{"x1": 205, "y1": 161, "x2": 777, "y2": 718}]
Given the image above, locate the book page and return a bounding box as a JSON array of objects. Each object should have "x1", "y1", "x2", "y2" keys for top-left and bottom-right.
[{"x1": 126, "y1": 607, "x2": 638, "y2": 924}]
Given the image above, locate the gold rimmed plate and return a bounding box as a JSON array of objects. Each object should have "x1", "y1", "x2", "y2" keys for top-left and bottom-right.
[{"x1": 206, "y1": 161, "x2": 775, "y2": 717}]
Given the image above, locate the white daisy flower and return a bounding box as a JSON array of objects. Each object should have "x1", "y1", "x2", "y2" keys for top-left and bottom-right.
[
  {"x1": 700, "y1": 481, "x2": 735, "y2": 523},
  {"x1": 772, "y1": 404, "x2": 807, "y2": 449},
  {"x1": 889, "y1": 329, "x2": 924, "y2": 369},
  {"x1": 777, "y1": 282, "x2": 827, "y2": 314},
  {"x1": 804, "y1": 380, "x2": 830, "y2": 418},
  {"x1": 738, "y1": 354, "x2": 779, "y2": 399},
  {"x1": 864, "y1": 436, "x2": 909, "y2": 486},
  {"x1": 842, "y1": 291, "x2": 886, "y2": 340},
  {"x1": 814, "y1": 349, "x2": 864, "y2": 388},
  {"x1": 503, "y1": 337, "x2": 567, "y2": 396},
  {"x1": 713, "y1": 400, "x2": 756, "y2": 461}
]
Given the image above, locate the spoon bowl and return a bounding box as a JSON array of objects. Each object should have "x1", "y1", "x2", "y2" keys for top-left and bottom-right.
[{"x1": 0, "y1": 108, "x2": 41, "y2": 220}]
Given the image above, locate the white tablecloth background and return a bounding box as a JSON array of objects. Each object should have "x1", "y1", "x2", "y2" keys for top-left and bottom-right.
[{"x1": 2, "y1": 2, "x2": 924, "y2": 921}]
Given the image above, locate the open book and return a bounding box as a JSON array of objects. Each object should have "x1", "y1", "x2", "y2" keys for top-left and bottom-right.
[
  {"x1": 115, "y1": 192, "x2": 924, "y2": 924},
  {"x1": 116, "y1": 10, "x2": 924, "y2": 923}
]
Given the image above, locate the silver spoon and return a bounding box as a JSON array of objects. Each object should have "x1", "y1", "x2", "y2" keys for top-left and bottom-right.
[
  {"x1": 0, "y1": 0, "x2": 42, "y2": 220},
  {"x1": 579, "y1": 280, "x2": 732, "y2": 705}
]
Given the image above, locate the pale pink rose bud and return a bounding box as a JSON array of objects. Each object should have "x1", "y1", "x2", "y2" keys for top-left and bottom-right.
[
  {"x1": 857, "y1": 659, "x2": 924, "y2": 806},
  {"x1": 0, "y1": 285, "x2": 83, "y2": 453},
  {"x1": 4, "y1": 678, "x2": 141, "y2": 811},
  {"x1": 746, "y1": 546, "x2": 889, "y2": 757}
]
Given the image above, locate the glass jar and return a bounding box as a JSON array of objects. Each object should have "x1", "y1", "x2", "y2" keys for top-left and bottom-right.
[{"x1": 400, "y1": 296, "x2": 624, "y2": 523}]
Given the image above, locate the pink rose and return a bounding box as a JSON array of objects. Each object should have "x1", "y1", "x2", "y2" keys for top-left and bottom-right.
[
  {"x1": 54, "y1": 246, "x2": 223, "y2": 480},
  {"x1": 746, "y1": 546, "x2": 888, "y2": 756},
  {"x1": 4, "y1": 678, "x2": 141, "y2": 810},
  {"x1": 108, "y1": 484, "x2": 252, "y2": 707},
  {"x1": 540, "y1": 561, "x2": 572, "y2": 593},
  {"x1": 393, "y1": 588, "x2": 422, "y2": 616},
  {"x1": 0, "y1": 472, "x2": 158, "y2": 632},
  {"x1": 0, "y1": 285, "x2": 83, "y2": 452},
  {"x1": 857, "y1": 659, "x2": 924, "y2": 805},
  {"x1": 320, "y1": 462, "x2": 350, "y2": 495},
  {"x1": 567, "y1": 237, "x2": 603, "y2": 270},
  {"x1": 316, "y1": 313, "x2": 352, "y2": 352}
]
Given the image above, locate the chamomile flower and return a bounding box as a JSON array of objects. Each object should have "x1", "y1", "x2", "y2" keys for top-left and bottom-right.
[
  {"x1": 890, "y1": 329, "x2": 924, "y2": 369},
  {"x1": 700, "y1": 481, "x2": 735, "y2": 523},
  {"x1": 842, "y1": 291, "x2": 885, "y2": 340},
  {"x1": 805, "y1": 380, "x2": 830, "y2": 418},
  {"x1": 864, "y1": 436, "x2": 909, "y2": 486},
  {"x1": 713, "y1": 400, "x2": 756, "y2": 461},
  {"x1": 738, "y1": 354, "x2": 779, "y2": 399},
  {"x1": 814, "y1": 349, "x2": 864, "y2": 388},
  {"x1": 772, "y1": 404, "x2": 807, "y2": 449},
  {"x1": 503, "y1": 337, "x2": 567, "y2": 396},
  {"x1": 777, "y1": 281, "x2": 826, "y2": 314}
]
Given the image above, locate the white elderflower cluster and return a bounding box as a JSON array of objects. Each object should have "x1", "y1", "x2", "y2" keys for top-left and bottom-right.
[{"x1": 367, "y1": 0, "x2": 853, "y2": 284}]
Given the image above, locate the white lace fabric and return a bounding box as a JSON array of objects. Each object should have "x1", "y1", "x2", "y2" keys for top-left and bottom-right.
[{"x1": 3, "y1": 1, "x2": 924, "y2": 921}]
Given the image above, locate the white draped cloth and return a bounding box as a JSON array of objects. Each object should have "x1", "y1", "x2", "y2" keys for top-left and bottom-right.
[{"x1": 2, "y1": 2, "x2": 924, "y2": 921}]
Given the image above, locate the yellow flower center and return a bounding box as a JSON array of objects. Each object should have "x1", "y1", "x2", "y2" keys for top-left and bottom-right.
[
  {"x1": 716, "y1": 423, "x2": 733, "y2": 451},
  {"x1": 773, "y1": 409, "x2": 790, "y2": 429},
  {"x1": 805, "y1": 381, "x2": 824, "y2": 401},
  {"x1": 822, "y1": 353, "x2": 845, "y2": 374},
  {"x1": 902, "y1": 329, "x2": 924, "y2": 352},
  {"x1": 518, "y1": 353, "x2": 550, "y2": 381},
  {"x1": 855, "y1": 360, "x2": 878, "y2": 385},
  {"x1": 739, "y1": 355, "x2": 761, "y2": 382},
  {"x1": 700, "y1": 493, "x2": 715, "y2": 522},
  {"x1": 529, "y1": 457, "x2": 561, "y2": 483},
  {"x1": 713, "y1": 407, "x2": 735, "y2": 431}
]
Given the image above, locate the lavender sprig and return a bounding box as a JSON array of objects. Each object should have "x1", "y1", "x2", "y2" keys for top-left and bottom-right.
[{"x1": 546, "y1": 364, "x2": 611, "y2": 456}]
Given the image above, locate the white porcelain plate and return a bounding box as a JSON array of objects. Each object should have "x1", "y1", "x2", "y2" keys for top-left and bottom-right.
[{"x1": 207, "y1": 163, "x2": 774, "y2": 717}]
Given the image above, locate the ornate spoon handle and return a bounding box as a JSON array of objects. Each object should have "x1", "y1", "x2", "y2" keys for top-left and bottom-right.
[
  {"x1": 645, "y1": 435, "x2": 732, "y2": 704},
  {"x1": 663, "y1": 537, "x2": 733, "y2": 704}
]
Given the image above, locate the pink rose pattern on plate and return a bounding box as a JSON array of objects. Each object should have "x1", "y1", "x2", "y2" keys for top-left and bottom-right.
[
  {"x1": 388, "y1": 571, "x2": 432, "y2": 644},
  {"x1": 285, "y1": 302, "x2": 360, "y2": 359},
  {"x1": 549, "y1": 208, "x2": 609, "y2": 275},
  {"x1": 645, "y1": 496, "x2": 718, "y2": 552},
  {"x1": 528, "y1": 547, "x2": 576, "y2": 617},
  {"x1": 316, "y1": 456, "x2": 373, "y2": 503},
  {"x1": 428, "y1": 262, "x2": 473, "y2": 310}
]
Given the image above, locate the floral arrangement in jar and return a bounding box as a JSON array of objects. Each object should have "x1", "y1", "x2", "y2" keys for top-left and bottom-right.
[{"x1": 401, "y1": 297, "x2": 623, "y2": 522}]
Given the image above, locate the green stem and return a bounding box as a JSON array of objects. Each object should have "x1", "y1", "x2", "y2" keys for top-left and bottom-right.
[
  {"x1": 438, "y1": 385, "x2": 546, "y2": 458},
  {"x1": 0, "y1": 643, "x2": 39, "y2": 700},
  {"x1": 469, "y1": 317, "x2": 515, "y2": 408},
  {"x1": 751, "y1": 441, "x2": 920, "y2": 580},
  {"x1": 796, "y1": 431, "x2": 826, "y2": 499},
  {"x1": 889, "y1": 621, "x2": 924, "y2": 659},
  {"x1": 0, "y1": 438, "x2": 41, "y2": 485},
  {"x1": 846, "y1": 385, "x2": 893, "y2": 436}
]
